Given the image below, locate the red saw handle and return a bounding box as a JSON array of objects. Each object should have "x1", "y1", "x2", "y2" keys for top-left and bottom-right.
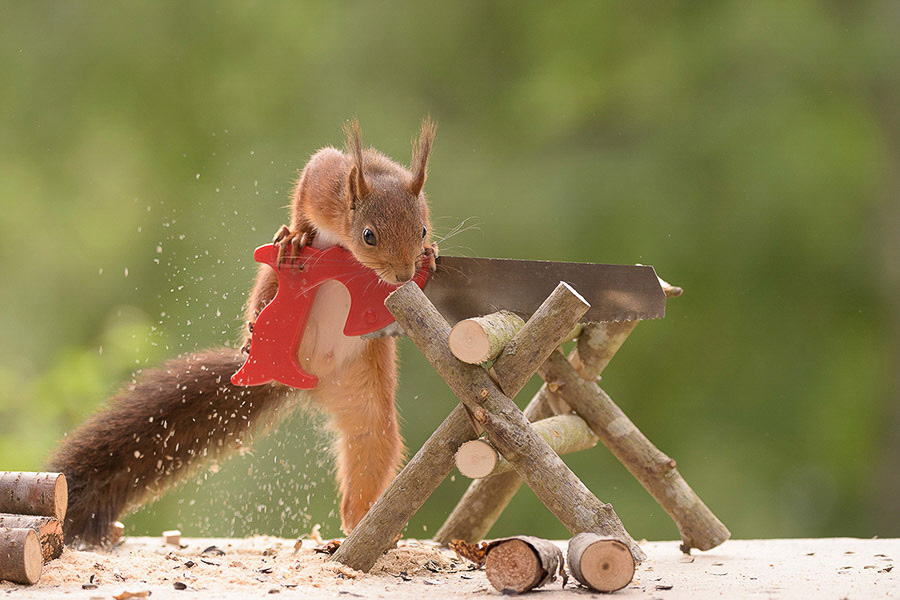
[{"x1": 231, "y1": 244, "x2": 430, "y2": 389}]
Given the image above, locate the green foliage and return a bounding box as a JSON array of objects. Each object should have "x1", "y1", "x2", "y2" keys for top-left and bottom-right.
[{"x1": 1, "y1": 1, "x2": 897, "y2": 541}]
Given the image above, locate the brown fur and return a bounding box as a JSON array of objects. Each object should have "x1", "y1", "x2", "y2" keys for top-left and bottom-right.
[
  {"x1": 48, "y1": 349, "x2": 298, "y2": 544},
  {"x1": 49, "y1": 120, "x2": 437, "y2": 544}
]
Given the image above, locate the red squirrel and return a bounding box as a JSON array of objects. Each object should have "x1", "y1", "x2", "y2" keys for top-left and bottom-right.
[{"x1": 48, "y1": 119, "x2": 438, "y2": 545}]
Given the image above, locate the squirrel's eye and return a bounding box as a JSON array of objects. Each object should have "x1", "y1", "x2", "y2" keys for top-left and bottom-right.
[
  {"x1": 422, "y1": 226, "x2": 427, "y2": 239},
  {"x1": 363, "y1": 228, "x2": 376, "y2": 246}
]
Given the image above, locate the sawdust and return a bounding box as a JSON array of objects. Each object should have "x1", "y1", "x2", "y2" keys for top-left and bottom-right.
[{"x1": 17, "y1": 535, "x2": 475, "y2": 597}]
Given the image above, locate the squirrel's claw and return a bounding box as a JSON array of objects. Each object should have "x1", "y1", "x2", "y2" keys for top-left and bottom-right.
[{"x1": 273, "y1": 225, "x2": 314, "y2": 268}]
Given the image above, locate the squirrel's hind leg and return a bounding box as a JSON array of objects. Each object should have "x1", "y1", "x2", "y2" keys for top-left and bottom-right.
[{"x1": 316, "y1": 337, "x2": 404, "y2": 534}]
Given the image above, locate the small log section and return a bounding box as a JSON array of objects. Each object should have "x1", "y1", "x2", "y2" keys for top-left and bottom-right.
[
  {"x1": 435, "y1": 279, "x2": 730, "y2": 553},
  {"x1": 566, "y1": 532, "x2": 634, "y2": 592},
  {"x1": 332, "y1": 281, "x2": 643, "y2": 572},
  {"x1": 0, "y1": 527, "x2": 42, "y2": 585},
  {"x1": 456, "y1": 414, "x2": 598, "y2": 479},
  {"x1": 449, "y1": 310, "x2": 526, "y2": 364},
  {"x1": 484, "y1": 536, "x2": 564, "y2": 594},
  {"x1": 0, "y1": 514, "x2": 63, "y2": 563},
  {"x1": 0, "y1": 472, "x2": 67, "y2": 522}
]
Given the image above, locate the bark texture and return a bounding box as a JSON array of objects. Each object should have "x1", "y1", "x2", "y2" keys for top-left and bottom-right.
[
  {"x1": 484, "y1": 536, "x2": 564, "y2": 593},
  {"x1": 0, "y1": 472, "x2": 67, "y2": 522},
  {"x1": 0, "y1": 515, "x2": 63, "y2": 563},
  {"x1": 458, "y1": 414, "x2": 598, "y2": 479},
  {"x1": 448, "y1": 311, "x2": 525, "y2": 364}
]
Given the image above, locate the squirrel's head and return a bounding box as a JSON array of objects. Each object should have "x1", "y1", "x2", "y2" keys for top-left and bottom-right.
[{"x1": 343, "y1": 118, "x2": 436, "y2": 285}]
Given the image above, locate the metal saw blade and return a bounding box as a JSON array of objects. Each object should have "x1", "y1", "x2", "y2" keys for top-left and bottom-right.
[{"x1": 422, "y1": 255, "x2": 666, "y2": 326}]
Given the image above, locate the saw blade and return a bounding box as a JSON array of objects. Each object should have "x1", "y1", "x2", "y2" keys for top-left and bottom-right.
[
  {"x1": 425, "y1": 255, "x2": 665, "y2": 325},
  {"x1": 363, "y1": 256, "x2": 666, "y2": 338}
]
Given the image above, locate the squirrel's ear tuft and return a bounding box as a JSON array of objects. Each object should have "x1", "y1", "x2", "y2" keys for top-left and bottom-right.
[
  {"x1": 409, "y1": 116, "x2": 436, "y2": 197},
  {"x1": 344, "y1": 118, "x2": 370, "y2": 207}
]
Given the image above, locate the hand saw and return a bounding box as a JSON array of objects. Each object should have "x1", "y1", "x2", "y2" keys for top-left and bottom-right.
[{"x1": 231, "y1": 244, "x2": 665, "y2": 389}]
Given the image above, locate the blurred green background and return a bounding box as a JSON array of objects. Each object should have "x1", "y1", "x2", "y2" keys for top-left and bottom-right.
[{"x1": 1, "y1": 2, "x2": 898, "y2": 543}]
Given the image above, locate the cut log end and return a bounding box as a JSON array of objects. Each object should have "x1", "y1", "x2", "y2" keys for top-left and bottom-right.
[
  {"x1": 0, "y1": 527, "x2": 42, "y2": 585},
  {"x1": 449, "y1": 320, "x2": 493, "y2": 364},
  {"x1": 53, "y1": 474, "x2": 68, "y2": 522},
  {"x1": 485, "y1": 539, "x2": 542, "y2": 593},
  {"x1": 455, "y1": 440, "x2": 498, "y2": 479},
  {"x1": 567, "y1": 533, "x2": 634, "y2": 593}
]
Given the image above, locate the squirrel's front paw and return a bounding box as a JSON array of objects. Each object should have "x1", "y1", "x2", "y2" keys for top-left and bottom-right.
[
  {"x1": 424, "y1": 242, "x2": 439, "y2": 272},
  {"x1": 273, "y1": 225, "x2": 314, "y2": 268}
]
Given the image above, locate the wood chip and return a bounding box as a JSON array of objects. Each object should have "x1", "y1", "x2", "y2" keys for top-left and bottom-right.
[
  {"x1": 113, "y1": 591, "x2": 151, "y2": 600},
  {"x1": 449, "y1": 539, "x2": 488, "y2": 567},
  {"x1": 162, "y1": 530, "x2": 181, "y2": 546},
  {"x1": 314, "y1": 540, "x2": 342, "y2": 555}
]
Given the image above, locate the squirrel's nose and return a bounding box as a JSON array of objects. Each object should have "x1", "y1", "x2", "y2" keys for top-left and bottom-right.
[{"x1": 394, "y1": 265, "x2": 416, "y2": 284}]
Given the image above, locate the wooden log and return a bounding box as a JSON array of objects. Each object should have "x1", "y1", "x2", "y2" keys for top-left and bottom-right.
[
  {"x1": 0, "y1": 527, "x2": 42, "y2": 585},
  {"x1": 434, "y1": 320, "x2": 639, "y2": 545},
  {"x1": 0, "y1": 514, "x2": 63, "y2": 563},
  {"x1": 455, "y1": 440, "x2": 498, "y2": 479},
  {"x1": 449, "y1": 311, "x2": 525, "y2": 364},
  {"x1": 484, "y1": 536, "x2": 563, "y2": 594},
  {"x1": 540, "y1": 348, "x2": 731, "y2": 552},
  {"x1": 566, "y1": 532, "x2": 634, "y2": 592},
  {"x1": 457, "y1": 414, "x2": 599, "y2": 479},
  {"x1": 0, "y1": 472, "x2": 67, "y2": 521}
]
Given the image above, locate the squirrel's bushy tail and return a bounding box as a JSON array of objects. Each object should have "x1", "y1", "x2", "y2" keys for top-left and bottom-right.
[{"x1": 47, "y1": 348, "x2": 300, "y2": 545}]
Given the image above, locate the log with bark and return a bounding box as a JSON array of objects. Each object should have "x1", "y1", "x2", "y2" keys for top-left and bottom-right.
[
  {"x1": 0, "y1": 527, "x2": 42, "y2": 585},
  {"x1": 333, "y1": 281, "x2": 643, "y2": 571},
  {"x1": 484, "y1": 536, "x2": 564, "y2": 594},
  {"x1": 0, "y1": 514, "x2": 63, "y2": 563},
  {"x1": 0, "y1": 472, "x2": 67, "y2": 521},
  {"x1": 448, "y1": 310, "x2": 525, "y2": 364},
  {"x1": 455, "y1": 414, "x2": 599, "y2": 479},
  {"x1": 566, "y1": 532, "x2": 634, "y2": 592}
]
